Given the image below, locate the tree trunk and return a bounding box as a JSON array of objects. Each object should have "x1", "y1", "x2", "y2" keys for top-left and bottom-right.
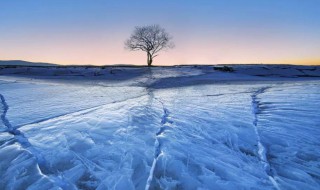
[{"x1": 147, "y1": 52, "x2": 152, "y2": 67}]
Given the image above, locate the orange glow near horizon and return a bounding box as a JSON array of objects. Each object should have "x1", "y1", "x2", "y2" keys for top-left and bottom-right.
[
  {"x1": 2, "y1": 50, "x2": 320, "y2": 66},
  {"x1": 1, "y1": 35, "x2": 319, "y2": 66}
]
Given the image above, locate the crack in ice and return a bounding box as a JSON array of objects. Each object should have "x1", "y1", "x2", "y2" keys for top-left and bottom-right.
[
  {"x1": 0, "y1": 93, "x2": 48, "y2": 171},
  {"x1": 0, "y1": 93, "x2": 71, "y2": 189},
  {"x1": 144, "y1": 71, "x2": 172, "y2": 190},
  {"x1": 0, "y1": 94, "x2": 13, "y2": 131},
  {"x1": 251, "y1": 87, "x2": 281, "y2": 190},
  {"x1": 16, "y1": 93, "x2": 148, "y2": 129},
  {"x1": 145, "y1": 96, "x2": 171, "y2": 190}
]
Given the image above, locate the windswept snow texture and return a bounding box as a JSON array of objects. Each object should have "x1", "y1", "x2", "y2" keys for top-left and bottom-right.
[{"x1": 0, "y1": 65, "x2": 320, "y2": 190}]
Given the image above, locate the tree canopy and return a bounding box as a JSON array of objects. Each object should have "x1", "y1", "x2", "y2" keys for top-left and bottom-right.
[{"x1": 125, "y1": 25, "x2": 174, "y2": 66}]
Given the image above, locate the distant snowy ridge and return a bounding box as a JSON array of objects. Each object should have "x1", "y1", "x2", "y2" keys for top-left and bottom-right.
[
  {"x1": 0, "y1": 64, "x2": 319, "y2": 86},
  {"x1": 0, "y1": 60, "x2": 57, "y2": 67}
]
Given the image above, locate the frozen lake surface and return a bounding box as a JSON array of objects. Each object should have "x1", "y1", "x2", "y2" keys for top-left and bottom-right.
[{"x1": 0, "y1": 65, "x2": 320, "y2": 190}]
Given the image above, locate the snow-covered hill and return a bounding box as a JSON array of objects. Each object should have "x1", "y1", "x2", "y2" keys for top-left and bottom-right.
[
  {"x1": 0, "y1": 65, "x2": 319, "y2": 190},
  {"x1": 0, "y1": 60, "x2": 58, "y2": 67}
]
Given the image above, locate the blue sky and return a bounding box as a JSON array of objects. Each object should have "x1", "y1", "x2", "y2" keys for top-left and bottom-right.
[{"x1": 1, "y1": 0, "x2": 319, "y2": 65}]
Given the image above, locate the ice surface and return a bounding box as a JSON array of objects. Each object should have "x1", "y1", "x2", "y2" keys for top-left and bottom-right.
[{"x1": 0, "y1": 65, "x2": 320, "y2": 190}]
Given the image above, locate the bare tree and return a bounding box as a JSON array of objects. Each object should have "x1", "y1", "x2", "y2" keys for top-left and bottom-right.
[{"x1": 125, "y1": 25, "x2": 174, "y2": 66}]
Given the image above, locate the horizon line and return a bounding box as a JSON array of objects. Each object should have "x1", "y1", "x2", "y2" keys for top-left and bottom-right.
[{"x1": 1, "y1": 59, "x2": 320, "y2": 67}]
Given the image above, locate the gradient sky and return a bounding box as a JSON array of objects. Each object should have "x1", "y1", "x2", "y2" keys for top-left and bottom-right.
[{"x1": 1, "y1": 0, "x2": 320, "y2": 65}]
